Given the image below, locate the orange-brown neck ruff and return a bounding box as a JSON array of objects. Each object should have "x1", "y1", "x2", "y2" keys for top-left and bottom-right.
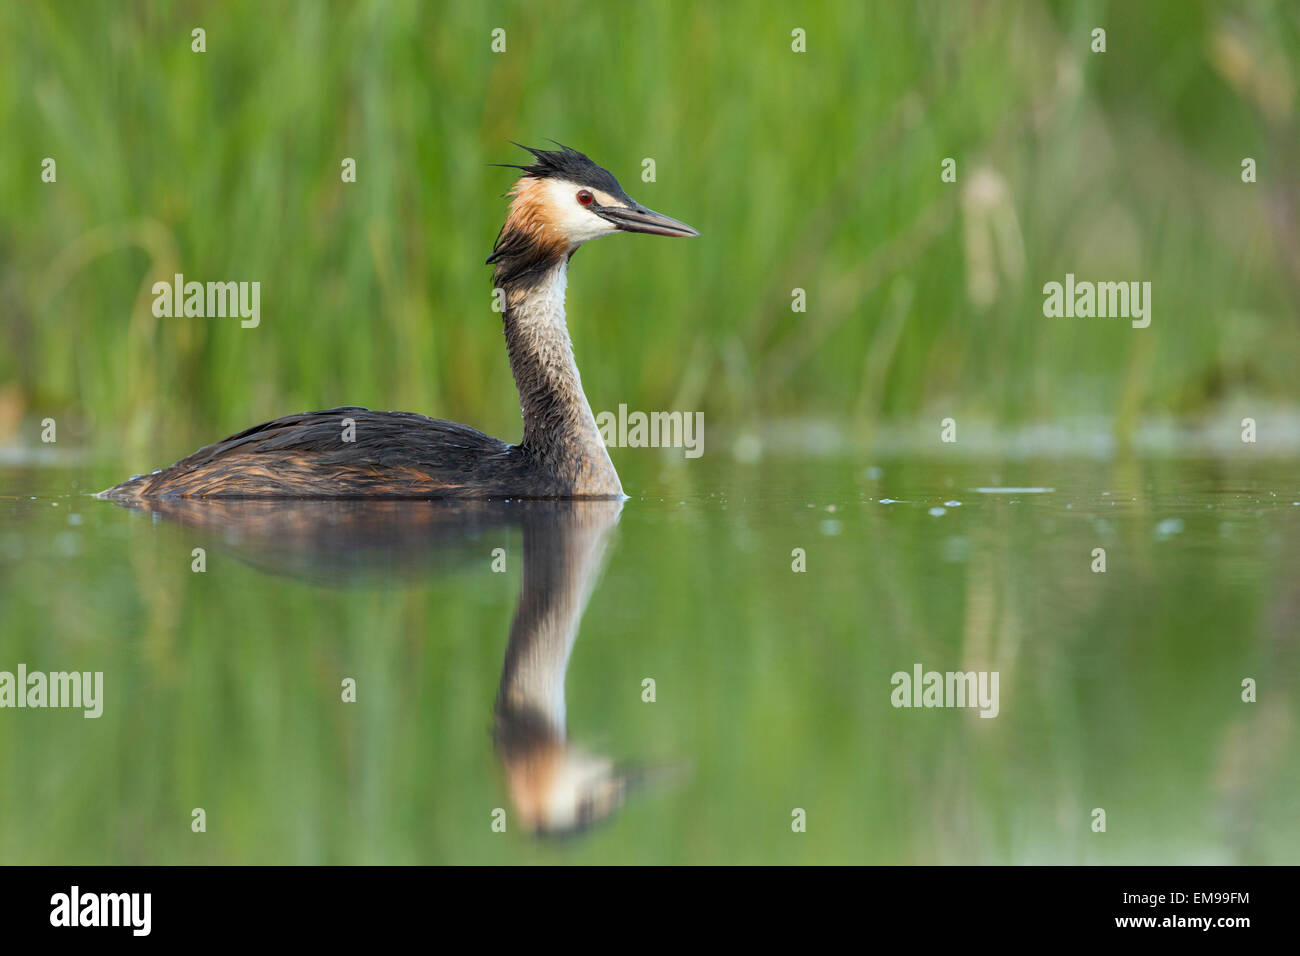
[{"x1": 487, "y1": 177, "x2": 572, "y2": 292}]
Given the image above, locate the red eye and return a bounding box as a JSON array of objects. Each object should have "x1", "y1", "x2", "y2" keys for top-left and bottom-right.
[{"x1": 577, "y1": 189, "x2": 594, "y2": 206}]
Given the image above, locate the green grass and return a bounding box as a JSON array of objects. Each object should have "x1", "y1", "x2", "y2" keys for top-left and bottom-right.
[{"x1": 1, "y1": 0, "x2": 1298, "y2": 459}]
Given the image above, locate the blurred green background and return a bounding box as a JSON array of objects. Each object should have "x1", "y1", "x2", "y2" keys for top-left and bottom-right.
[{"x1": 1, "y1": 0, "x2": 1298, "y2": 461}]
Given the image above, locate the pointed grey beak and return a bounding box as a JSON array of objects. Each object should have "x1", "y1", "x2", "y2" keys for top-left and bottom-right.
[{"x1": 597, "y1": 203, "x2": 700, "y2": 238}]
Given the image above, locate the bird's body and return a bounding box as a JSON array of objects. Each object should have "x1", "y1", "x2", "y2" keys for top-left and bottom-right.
[
  {"x1": 106, "y1": 407, "x2": 524, "y2": 498},
  {"x1": 100, "y1": 145, "x2": 697, "y2": 501}
]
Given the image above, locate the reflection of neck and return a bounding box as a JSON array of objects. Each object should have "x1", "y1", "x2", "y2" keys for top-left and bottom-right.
[
  {"x1": 501, "y1": 263, "x2": 621, "y2": 496},
  {"x1": 495, "y1": 503, "x2": 619, "y2": 736}
]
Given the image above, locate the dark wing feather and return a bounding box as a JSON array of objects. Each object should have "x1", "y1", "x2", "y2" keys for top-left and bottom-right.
[{"x1": 100, "y1": 407, "x2": 541, "y2": 499}]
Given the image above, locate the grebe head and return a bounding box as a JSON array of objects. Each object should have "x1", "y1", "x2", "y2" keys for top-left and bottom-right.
[{"x1": 488, "y1": 143, "x2": 698, "y2": 286}]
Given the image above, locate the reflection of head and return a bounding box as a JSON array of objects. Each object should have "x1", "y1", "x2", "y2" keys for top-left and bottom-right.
[{"x1": 494, "y1": 705, "x2": 629, "y2": 837}]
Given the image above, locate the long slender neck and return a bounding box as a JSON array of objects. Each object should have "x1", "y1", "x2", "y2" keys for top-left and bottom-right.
[
  {"x1": 500, "y1": 262, "x2": 622, "y2": 496},
  {"x1": 495, "y1": 503, "x2": 618, "y2": 734}
]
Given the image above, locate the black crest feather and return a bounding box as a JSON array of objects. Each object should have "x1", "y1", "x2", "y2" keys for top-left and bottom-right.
[{"x1": 493, "y1": 142, "x2": 626, "y2": 198}]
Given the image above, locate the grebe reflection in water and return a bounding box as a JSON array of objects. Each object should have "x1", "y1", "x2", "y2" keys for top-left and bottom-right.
[{"x1": 114, "y1": 496, "x2": 678, "y2": 836}]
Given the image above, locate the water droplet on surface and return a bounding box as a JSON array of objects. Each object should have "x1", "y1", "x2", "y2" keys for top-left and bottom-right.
[{"x1": 1155, "y1": 517, "x2": 1185, "y2": 540}]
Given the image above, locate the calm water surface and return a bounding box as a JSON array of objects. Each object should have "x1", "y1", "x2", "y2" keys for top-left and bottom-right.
[{"x1": 1, "y1": 453, "x2": 1297, "y2": 863}]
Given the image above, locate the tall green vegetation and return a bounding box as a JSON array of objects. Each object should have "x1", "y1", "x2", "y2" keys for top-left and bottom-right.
[{"x1": 1, "y1": 1, "x2": 1296, "y2": 458}]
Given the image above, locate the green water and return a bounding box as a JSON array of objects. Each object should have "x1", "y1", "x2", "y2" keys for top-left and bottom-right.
[{"x1": 1, "y1": 450, "x2": 1296, "y2": 864}]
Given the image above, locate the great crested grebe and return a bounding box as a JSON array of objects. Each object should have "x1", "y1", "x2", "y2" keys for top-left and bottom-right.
[{"x1": 100, "y1": 144, "x2": 698, "y2": 500}]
